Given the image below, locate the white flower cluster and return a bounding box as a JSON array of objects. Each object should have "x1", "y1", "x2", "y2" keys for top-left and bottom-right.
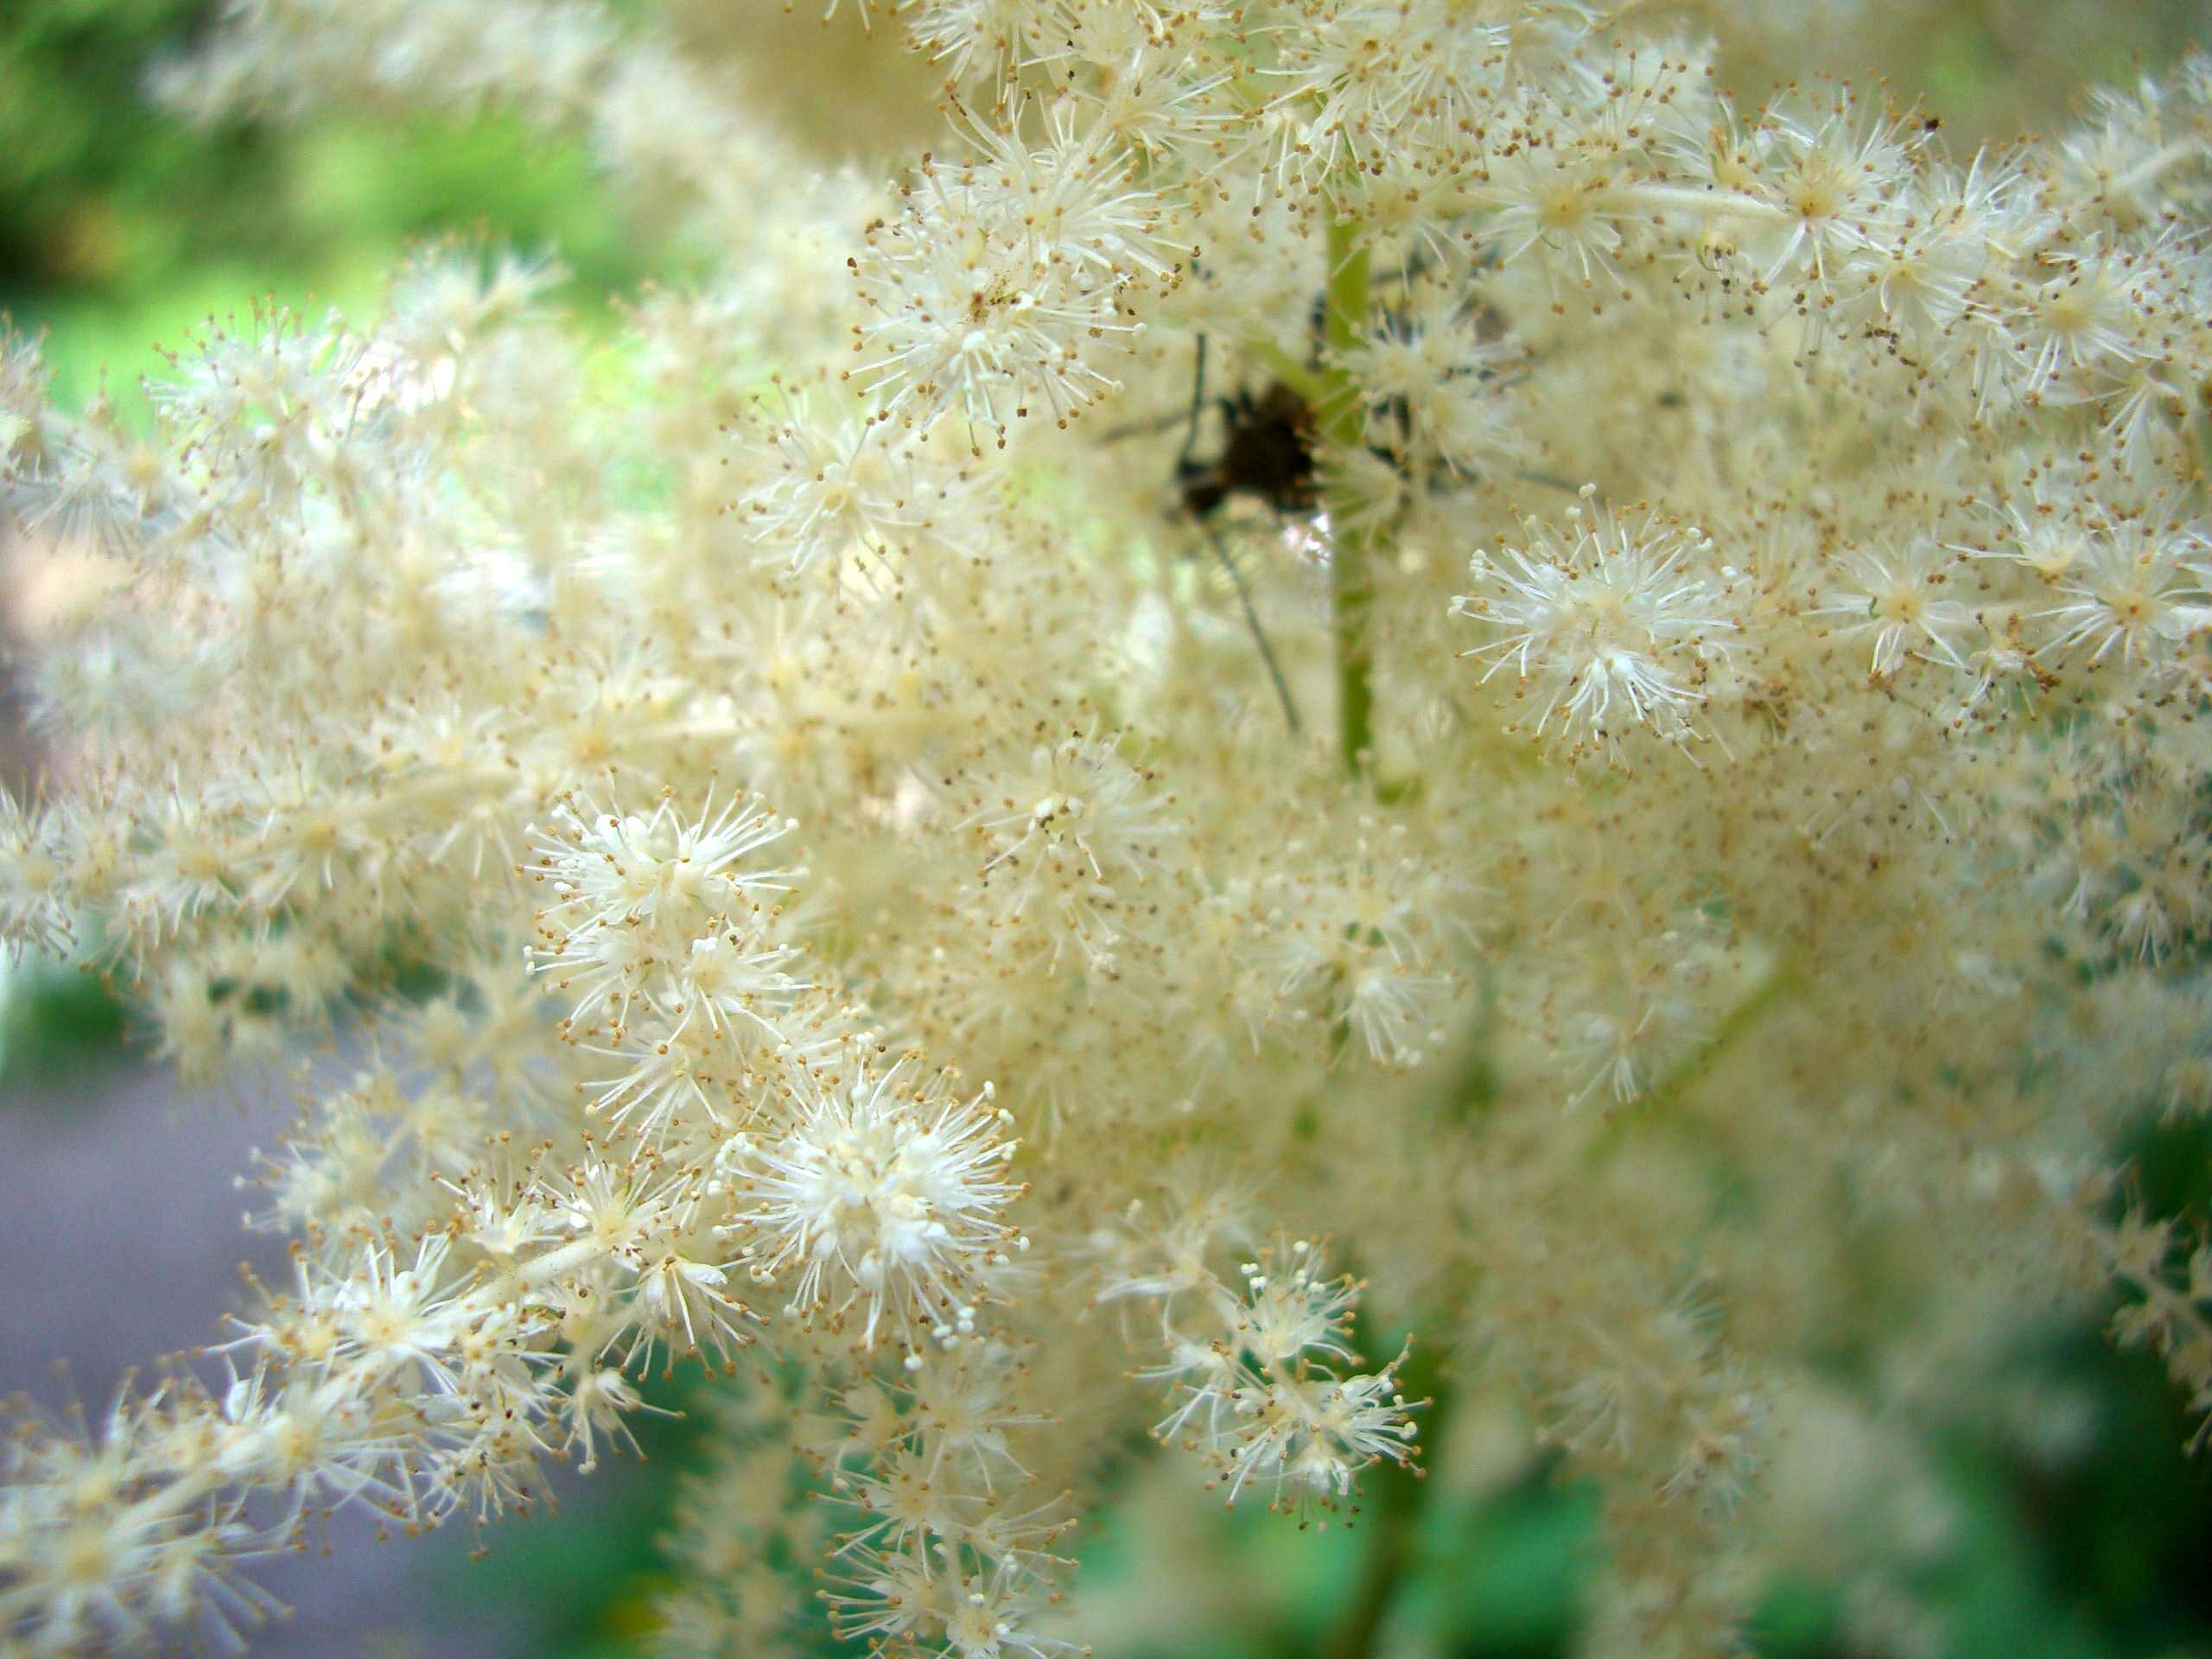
[
  {"x1": 726, "y1": 1063, "x2": 1026, "y2": 1348},
  {"x1": 1454, "y1": 493, "x2": 1738, "y2": 760},
  {"x1": 852, "y1": 110, "x2": 1185, "y2": 439},
  {"x1": 3, "y1": 0, "x2": 2212, "y2": 1655},
  {"x1": 1115, "y1": 1231, "x2": 1421, "y2": 1521}
]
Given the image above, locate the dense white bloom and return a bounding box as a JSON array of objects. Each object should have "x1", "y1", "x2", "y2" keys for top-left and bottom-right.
[
  {"x1": 1837, "y1": 155, "x2": 2014, "y2": 346},
  {"x1": 2027, "y1": 523, "x2": 2212, "y2": 673},
  {"x1": 1337, "y1": 280, "x2": 1526, "y2": 476},
  {"x1": 1995, "y1": 241, "x2": 2154, "y2": 400},
  {"x1": 0, "y1": 795, "x2": 72, "y2": 957},
  {"x1": 524, "y1": 790, "x2": 803, "y2": 1038},
  {"x1": 1262, "y1": 822, "x2": 1463, "y2": 1069},
  {"x1": 724, "y1": 1058, "x2": 1025, "y2": 1348},
  {"x1": 1751, "y1": 98, "x2": 1920, "y2": 283},
  {"x1": 7, "y1": 5, "x2": 2212, "y2": 1656},
  {"x1": 1473, "y1": 140, "x2": 1638, "y2": 288},
  {"x1": 736, "y1": 390, "x2": 982, "y2": 573},
  {"x1": 1453, "y1": 493, "x2": 1738, "y2": 758},
  {"x1": 961, "y1": 732, "x2": 1179, "y2": 965},
  {"x1": 851, "y1": 111, "x2": 1181, "y2": 438},
  {"x1": 1813, "y1": 538, "x2": 1975, "y2": 680},
  {"x1": 1217, "y1": 1357, "x2": 1422, "y2": 1516},
  {"x1": 1140, "y1": 1239, "x2": 1421, "y2": 1519}
]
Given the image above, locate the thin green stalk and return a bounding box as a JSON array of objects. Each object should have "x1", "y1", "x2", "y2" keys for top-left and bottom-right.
[
  {"x1": 1308, "y1": 225, "x2": 1428, "y2": 1659},
  {"x1": 1317, "y1": 1334, "x2": 1450, "y2": 1659},
  {"x1": 1242, "y1": 338, "x2": 1326, "y2": 408},
  {"x1": 1319, "y1": 217, "x2": 1375, "y2": 777},
  {"x1": 1319, "y1": 1460, "x2": 1421, "y2": 1659}
]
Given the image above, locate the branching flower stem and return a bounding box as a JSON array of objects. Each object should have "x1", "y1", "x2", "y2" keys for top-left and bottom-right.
[{"x1": 1585, "y1": 950, "x2": 1807, "y2": 1166}]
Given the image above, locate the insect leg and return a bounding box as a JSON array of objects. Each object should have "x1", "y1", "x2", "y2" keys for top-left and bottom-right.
[
  {"x1": 1205, "y1": 523, "x2": 1302, "y2": 737},
  {"x1": 1177, "y1": 334, "x2": 1210, "y2": 475},
  {"x1": 1512, "y1": 468, "x2": 1602, "y2": 503},
  {"x1": 1097, "y1": 409, "x2": 1199, "y2": 444}
]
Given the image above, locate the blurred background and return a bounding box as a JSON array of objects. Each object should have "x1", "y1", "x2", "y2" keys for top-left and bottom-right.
[{"x1": 3, "y1": 2, "x2": 2210, "y2": 1656}]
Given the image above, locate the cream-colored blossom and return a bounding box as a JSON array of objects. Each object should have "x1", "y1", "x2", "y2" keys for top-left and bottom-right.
[{"x1": 3, "y1": 4, "x2": 2212, "y2": 1656}]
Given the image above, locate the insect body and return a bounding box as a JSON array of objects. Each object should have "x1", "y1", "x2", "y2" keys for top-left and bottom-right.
[
  {"x1": 1176, "y1": 374, "x2": 1320, "y2": 522},
  {"x1": 1162, "y1": 337, "x2": 1313, "y2": 735}
]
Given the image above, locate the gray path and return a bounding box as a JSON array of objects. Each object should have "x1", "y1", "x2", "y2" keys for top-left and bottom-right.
[{"x1": 0, "y1": 1059, "x2": 551, "y2": 1658}]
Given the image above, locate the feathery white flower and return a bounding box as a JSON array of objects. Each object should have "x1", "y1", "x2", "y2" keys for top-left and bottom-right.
[
  {"x1": 1453, "y1": 492, "x2": 1737, "y2": 758},
  {"x1": 2039, "y1": 526, "x2": 2211, "y2": 670},
  {"x1": 524, "y1": 790, "x2": 803, "y2": 1036},
  {"x1": 724, "y1": 1058, "x2": 1025, "y2": 1348},
  {"x1": 850, "y1": 111, "x2": 1179, "y2": 439},
  {"x1": 1813, "y1": 538, "x2": 1975, "y2": 680}
]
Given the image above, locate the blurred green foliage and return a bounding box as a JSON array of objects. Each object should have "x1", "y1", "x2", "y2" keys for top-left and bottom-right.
[
  {"x1": 0, "y1": 0, "x2": 658, "y2": 416},
  {"x1": 0, "y1": 952, "x2": 127, "y2": 1089},
  {"x1": 432, "y1": 1367, "x2": 721, "y2": 1659}
]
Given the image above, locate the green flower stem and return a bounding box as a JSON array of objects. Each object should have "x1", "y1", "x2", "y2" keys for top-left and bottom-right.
[
  {"x1": 1308, "y1": 225, "x2": 1434, "y2": 1659},
  {"x1": 1319, "y1": 217, "x2": 1376, "y2": 777},
  {"x1": 1319, "y1": 1334, "x2": 1451, "y2": 1659},
  {"x1": 1241, "y1": 339, "x2": 1326, "y2": 407}
]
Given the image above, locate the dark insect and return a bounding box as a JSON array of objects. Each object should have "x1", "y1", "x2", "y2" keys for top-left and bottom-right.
[
  {"x1": 1137, "y1": 272, "x2": 1558, "y2": 736},
  {"x1": 1136, "y1": 277, "x2": 1517, "y2": 737},
  {"x1": 1175, "y1": 340, "x2": 1320, "y2": 521},
  {"x1": 1159, "y1": 335, "x2": 1313, "y2": 734}
]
